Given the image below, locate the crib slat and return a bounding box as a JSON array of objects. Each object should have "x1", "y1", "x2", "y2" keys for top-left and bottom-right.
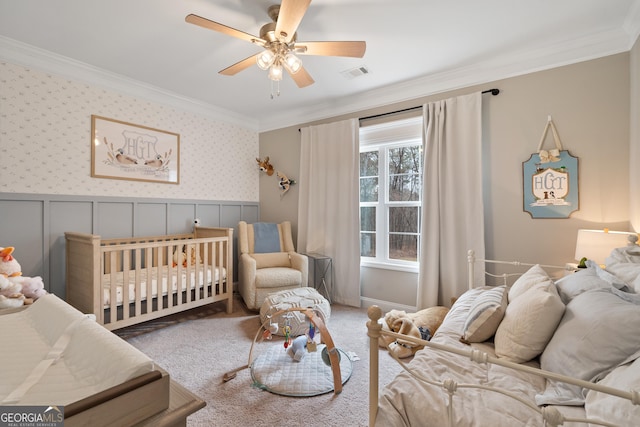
[
  {"x1": 167, "y1": 244, "x2": 178, "y2": 308},
  {"x1": 217, "y1": 241, "x2": 224, "y2": 296},
  {"x1": 145, "y1": 248, "x2": 152, "y2": 316},
  {"x1": 108, "y1": 250, "x2": 118, "y2": 326},
  {"x1": 134, "y1": 249, "x2": 142, "y2": 318},
  {"x1": 155, "y1": 245, "x2": 161, "y2": 311},
  {"x1": 122, "y1": 249, "x2": 131, "y2": 322}
]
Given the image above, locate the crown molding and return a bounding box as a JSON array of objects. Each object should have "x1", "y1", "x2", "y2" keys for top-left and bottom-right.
[
  {"x1": 258, "y1": 27, "x2": 633, "y2": 132},
  {"x1": 0, "y1": 36, "x2": 259, "y2": 131}
]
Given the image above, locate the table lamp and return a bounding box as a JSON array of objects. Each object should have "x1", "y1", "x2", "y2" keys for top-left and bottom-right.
[{"x1": 574, "y1": 229, "x2": 634, "y2": 266}]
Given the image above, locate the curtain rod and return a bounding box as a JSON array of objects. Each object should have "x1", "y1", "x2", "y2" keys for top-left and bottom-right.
[
  {"x1": 298, "y1": 88, "x2": 499, "y2": 131},
  {"x1": 358, "y1": 88, "x2": 500, "y2": 122}
]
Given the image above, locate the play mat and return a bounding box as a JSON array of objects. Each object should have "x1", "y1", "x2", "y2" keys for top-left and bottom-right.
[{"x1": 250, "y1": 344, "x2": 353, "y2": 397}]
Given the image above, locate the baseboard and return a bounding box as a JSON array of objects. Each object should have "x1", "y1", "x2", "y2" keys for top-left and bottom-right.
[{"x1": 359, "y1": 297, "x2": 417, "y2": 314}]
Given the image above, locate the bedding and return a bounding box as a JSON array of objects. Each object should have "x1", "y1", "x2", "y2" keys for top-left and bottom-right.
[
  {"x1": 370, "y1": 248, "x2": 640, "y2": 427},
  {"x1": 102, "y1": 265, "x2": 226, "y2": 307}
]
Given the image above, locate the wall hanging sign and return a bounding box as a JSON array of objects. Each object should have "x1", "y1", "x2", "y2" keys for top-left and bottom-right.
[
  {"x1": 91, "y1": 115, "x2": 180, "y2": 184},
  {"x1": 522, "y1": 116, "x2": 579, "y2": 218}
]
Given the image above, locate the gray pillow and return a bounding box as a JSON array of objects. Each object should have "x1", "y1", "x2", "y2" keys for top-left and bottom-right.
[
  {"x1": 536, "y1": 289, "x2": 640, "y2": 406},
  {"x1": 554, "y1": 265, "x2": 615, "y2": 304}
]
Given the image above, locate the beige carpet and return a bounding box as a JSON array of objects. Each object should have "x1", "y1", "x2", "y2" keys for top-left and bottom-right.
[{"x1": 117, "y1": 295, "x2": 403, "y2": 427}]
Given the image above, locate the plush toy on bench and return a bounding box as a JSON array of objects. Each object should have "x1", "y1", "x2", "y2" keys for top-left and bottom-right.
[
  {"x1": 0, "y1": 246, "x2": 22, "y2": 277},
  {"x1": 0, "y1": 246, "x2": 48, "y2": 308},
  {"x1": 379, "y1": 307, "x2": 450, "y2": 359},
  {"x1": 0, "y1": 274, "x2": 26, "y2": 308}
]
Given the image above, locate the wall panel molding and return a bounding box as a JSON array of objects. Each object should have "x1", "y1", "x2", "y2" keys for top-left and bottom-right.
[{"x1": 0, "y1": 192, "x2": 259, "y2": 299}]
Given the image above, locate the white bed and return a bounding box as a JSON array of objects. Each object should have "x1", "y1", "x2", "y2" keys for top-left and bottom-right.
[{"x1": 367, "y1": 248, "x2": 640, "y2": 427}]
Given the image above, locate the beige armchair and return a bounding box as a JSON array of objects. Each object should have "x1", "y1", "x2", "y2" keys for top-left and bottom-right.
[{"x1": 237, "y1": 221, "x2": 308, "y2": 310}]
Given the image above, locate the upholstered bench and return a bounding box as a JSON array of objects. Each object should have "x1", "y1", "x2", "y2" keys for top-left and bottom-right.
[{"x1": 259, "y1": 287, "x2": 331, "y2": 337}]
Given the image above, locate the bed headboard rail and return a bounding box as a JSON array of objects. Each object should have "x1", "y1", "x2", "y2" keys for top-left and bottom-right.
[{"x1": 467, "y1": 250, "x2": 572, "y2": 290}]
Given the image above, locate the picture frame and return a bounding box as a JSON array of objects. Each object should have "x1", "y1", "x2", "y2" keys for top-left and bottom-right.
[{"x1": 91, "y1": 115, "x2": 180, "y2": 184}]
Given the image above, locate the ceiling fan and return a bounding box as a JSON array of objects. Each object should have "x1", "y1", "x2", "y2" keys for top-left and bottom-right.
[{"x1": 185, "y1": 0, "x2": 366, "y2": 92}]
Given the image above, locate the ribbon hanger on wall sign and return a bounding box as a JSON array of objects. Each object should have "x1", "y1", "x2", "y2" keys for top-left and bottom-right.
[{"x1": 537, "y1": 115, "x2": 562, "y2": 163}]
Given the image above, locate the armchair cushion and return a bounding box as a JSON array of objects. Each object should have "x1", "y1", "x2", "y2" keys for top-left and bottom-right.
[
  {"x1": 252, "y1": 253, "x2": 292, "y2": 269},
  {"x1": 255, "y1": 268, "x2": 302, "y2": 288}
]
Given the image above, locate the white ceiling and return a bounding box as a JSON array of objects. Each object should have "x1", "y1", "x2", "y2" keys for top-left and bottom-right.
[{"x1": 1, "y1": 0, "x2": 639, "y2": 132}]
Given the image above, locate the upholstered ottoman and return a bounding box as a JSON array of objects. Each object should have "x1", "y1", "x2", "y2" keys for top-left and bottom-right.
[{"x1": 259, "y1": 287, "x2": 331, "y2": 337}]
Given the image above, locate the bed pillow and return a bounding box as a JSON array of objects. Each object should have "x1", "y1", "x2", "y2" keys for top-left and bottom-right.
[
  {"x1": 585, "y1": 357, "x2": 640, "y2": 426},
  {"x1": 605, "y1": 260, "x2": 640, "y2": 293},
  {"x1": 508, "y1": 264, "x2": 551, "y2": 302},
  {"x1": 536, "y1": 289, "x2": 640, "y2": 406},
  {"x1": 554, "y1": 264, "x2": 616, "y2": 304},
  {"x1": 494, "y1": 281, "x2": 564, "y2": 363},
  {"x1": 460, "y1": 286, "x2": 507, "y2": 343}
]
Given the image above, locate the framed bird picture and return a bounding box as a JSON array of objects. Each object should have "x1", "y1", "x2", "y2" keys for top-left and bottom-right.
[{"x1": 91, "y1": 115, "x2": 180, "y2": 184}]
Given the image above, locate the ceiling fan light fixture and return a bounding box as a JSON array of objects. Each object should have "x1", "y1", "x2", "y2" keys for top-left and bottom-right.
[
  {"x1": 268, "y1": 63, "x2": 284, "y2": 81},
  {"x1": 256, "y1": 50, "x2": 276, "y2": 70},
  {"x1": 283, "y1": 52, "x2": 302, "y2": 74}
]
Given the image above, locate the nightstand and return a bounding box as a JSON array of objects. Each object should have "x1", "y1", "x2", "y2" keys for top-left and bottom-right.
[{"x1": 304, "y1": 252, "x2": 333, "y2": 303}]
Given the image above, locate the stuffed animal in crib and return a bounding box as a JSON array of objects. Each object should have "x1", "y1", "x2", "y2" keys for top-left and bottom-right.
[
  {"x1": 0, "y1": 274, "x2": 26, "y2": 308},
  {"x1": 379, "y1": 306, "x2": 450, "y2": 359},
  {"x1": 173, "y1": 245, "x2": 202, "y2": 267},
  {"x1": 256, "y1": 157, "x2": 275, "y2": 176},
  {"x1": 0, "y1": 247, "x2": 22, "y2": 277}
]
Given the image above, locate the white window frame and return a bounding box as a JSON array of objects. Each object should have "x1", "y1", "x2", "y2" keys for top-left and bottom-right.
[{"x1": 359, "y1": 116, "x2": 423, "y2": 272}]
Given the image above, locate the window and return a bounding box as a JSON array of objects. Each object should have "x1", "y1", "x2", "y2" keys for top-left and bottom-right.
[{"x1": 359, "y1": 117, "x2": 423, "y2": 269}]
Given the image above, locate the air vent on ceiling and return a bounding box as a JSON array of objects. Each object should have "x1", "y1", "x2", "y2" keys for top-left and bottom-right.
[{"x1": 341, "y1": 66, "x2": 370, "y2": 79}]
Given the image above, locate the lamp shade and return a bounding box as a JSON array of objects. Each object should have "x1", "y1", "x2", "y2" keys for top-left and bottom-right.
[
  {"x1": 283, "y1": 52, "x2": 302, "y2": 74},
  {"x1": 574, "y1": 229, "x2": 633, "y2": 265},
  {"x1": 267, "y1": 63, "x2": 283, "y2": 81},
  {"x1": 256, "y1": 50, "x2": 276, "y2": 70}
]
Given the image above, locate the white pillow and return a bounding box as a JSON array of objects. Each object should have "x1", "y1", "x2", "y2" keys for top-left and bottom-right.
[
  {"x1": 585, "y1": 357, "x2": 640, "y2": 425},
  {"x1": 605, "y1": 262, "x2": 640, "y2": 293},
  {"x1": 460, "y1": 286, "x2": 506, "y2": 343},
  {"x1": 494, "y1": 281, "x2": 565, "y2": 363},
  {"x1": 554, "y1": 265, "x2": 616, "y2": 304},
  {"x1": 536, "y1": 289, "x2": 640, "y2": 406},
  {"x1": 508, "y1": 264, "x2": 551, "y2": 302}
]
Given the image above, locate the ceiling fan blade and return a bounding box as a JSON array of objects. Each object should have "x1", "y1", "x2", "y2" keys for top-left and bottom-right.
[
  {"x1": 219, "y1": 53, "x2": 261, "y2": 76},
  {"x1": 275, "y1": 0, "x2": 311, "y2": 44},
  {"x1": 185, "y1": 14, "x2": 265, "y2": 45},
  {"x1": 289, "y1": 66, "x2": 314, "y2": 88},
  {"x1": 295, "y1": 41, "x2": 366, "y2": 58}
]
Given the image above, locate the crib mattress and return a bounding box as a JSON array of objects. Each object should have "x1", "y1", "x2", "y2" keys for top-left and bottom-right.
[
  {"x1": 0, "y1": 294, "x2": 155, "y2": 405},
  {"x1": 102, "y1": 265, "x2": 226, "y2": 307}
]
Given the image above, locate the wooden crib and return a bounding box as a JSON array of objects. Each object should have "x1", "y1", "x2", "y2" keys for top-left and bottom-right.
[{"x1": 65, "y1": 226, "x2": 233, "y2": 330}]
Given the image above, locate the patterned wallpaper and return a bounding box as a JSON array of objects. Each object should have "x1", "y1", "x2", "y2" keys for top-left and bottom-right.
[{"x1": 0, "y1": 61, "x2": 258, "y2": 201}]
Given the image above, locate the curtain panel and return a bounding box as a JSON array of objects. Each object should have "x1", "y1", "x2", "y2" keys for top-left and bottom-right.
[
  {"x1": 299, "y1": 119, "x2": 361, "y2": 306},
  {"x1": 417, "y1": 92, "x2": 485, "y2": 308}
]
